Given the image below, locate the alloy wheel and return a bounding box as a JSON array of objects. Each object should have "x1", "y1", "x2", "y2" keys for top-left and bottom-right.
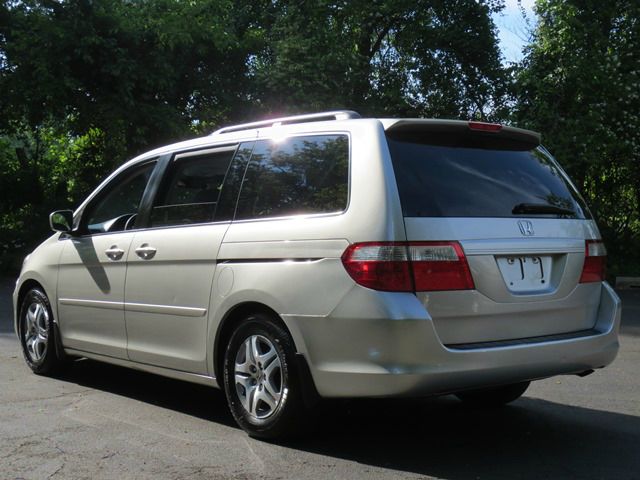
[
  {"x1": 234, "y1": 335, "x2": 283, "y2": 419},
  {"x1": 23, "y1": 301, "x2": 49, "y2": 363}
]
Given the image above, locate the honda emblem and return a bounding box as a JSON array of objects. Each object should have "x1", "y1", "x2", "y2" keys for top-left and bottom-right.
[{"x1": 518, "y1": 220, "x2": 534, "y2": 236}]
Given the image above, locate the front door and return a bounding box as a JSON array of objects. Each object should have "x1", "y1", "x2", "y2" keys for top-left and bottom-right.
[{"x1": 57, "y1": 161, "x2": 156, "y2": 358}]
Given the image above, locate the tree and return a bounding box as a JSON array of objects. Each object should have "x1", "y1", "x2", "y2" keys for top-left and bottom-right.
[
  {"x1": 0, "y1": 0, "x2": 263, "y2": 271},
  {"x1": 515, "y1": 0, "x2": 640, "y2": 275},
  {"x1": 251, "y1": 0, "x2": 509, "y2": 120},
  {"x1": 0, "y1": 0, "x2": 257, "y2": 158}
]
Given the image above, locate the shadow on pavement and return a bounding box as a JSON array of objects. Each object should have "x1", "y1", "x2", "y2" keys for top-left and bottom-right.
[
  {"x1": 0, "y1": 277, "x2": 15, "y2": 333},
  {"x1": 618, "y1": 289, "x2": 640, "y2": 337},
  {"x1": 56, "y1": 358, "x2": 639, "y2": 480},
  {"x1": 55, "y1": 358, "x2": 237, "y2": 429},
  {"x1": 291, "y1": 396, "x2": 639, "y2": 479}
]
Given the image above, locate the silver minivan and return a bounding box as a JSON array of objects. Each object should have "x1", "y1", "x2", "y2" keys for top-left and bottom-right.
[{"x1": 13, "y1": 111, "x2": 621, "y2": 438}]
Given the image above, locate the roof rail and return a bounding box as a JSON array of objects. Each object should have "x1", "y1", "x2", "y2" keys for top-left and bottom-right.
[{"x1": 211, "y1": 110, "x2": 361, "y2": 135}]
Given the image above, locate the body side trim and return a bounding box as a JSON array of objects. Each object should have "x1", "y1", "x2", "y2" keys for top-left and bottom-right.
[
  {"x1": 218, "y1": 258, "x2": 322, "y2": 264},
  {"x1": 59, "y1": 298, "x2": 123, "y2": 310},
  {"x1": 58, "y1": 298, "x2": 206, "y2": 317},
  {"x1": 125, "y1": 302, "x2": 207, "y2": 317}
]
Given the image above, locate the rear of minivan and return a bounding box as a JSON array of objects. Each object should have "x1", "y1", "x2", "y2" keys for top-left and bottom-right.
[{"x1": 305, "y1": 118, "x2": 620, "y2": 398}]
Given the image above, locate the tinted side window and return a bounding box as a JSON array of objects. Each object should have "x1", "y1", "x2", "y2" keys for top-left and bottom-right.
[
  {"x1": 150, "y1": 149, "x2": 235, "y2": 227},
  {"x1": 84, "y1": 162, "x2": 155, "y2": 234},
  {"x1": 235, "y1": 135, "x2": 349, "y2": 220}
]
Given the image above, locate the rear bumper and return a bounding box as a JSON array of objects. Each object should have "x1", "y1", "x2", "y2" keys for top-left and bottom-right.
[{"x1": 283, "y1": 282, "x2": 621, "y2": 398}]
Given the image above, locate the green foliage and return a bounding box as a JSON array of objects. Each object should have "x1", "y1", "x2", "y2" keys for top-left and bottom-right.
[
  {"x1": 0, "y1": 124, "x2": 113, "y2": 271},
  {"x1": 0, "y1": 0, "x2": 262, "y2": 272},
  {"x1": 0, "y1": 0, "x2": 257, "y2": 155},
  {"x1": 251, "y1": 0, "x2": 509, "y2": 119},
  {"x1": 514, "y1": 0, "x2": 640, "y2": 276}
]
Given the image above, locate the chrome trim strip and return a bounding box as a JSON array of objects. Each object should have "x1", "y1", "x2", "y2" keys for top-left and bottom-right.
[
  {"x1": 218, "y1": 258, "x2": 322, "y2": 265},
  {"x1": 58, "y1": 298, "x2": 206, "y2": 317},
  {"x1": 59, "y1": 298, "x2": 123, "y2": 310},
  {"x1": 124, "y1": 302, "x2": 207, "y2": 317},
  {"x1": 462, "y1": 238, "x2": 585, "y2": 255}
]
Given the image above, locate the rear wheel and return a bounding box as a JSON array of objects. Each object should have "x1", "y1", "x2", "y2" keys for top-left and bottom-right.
[
  {"x1": 19, "y1": 288, "x2": 64, "y2": 375},
  {"x1": 223, "y1": 314, "x2": 308, "y2": 439},
  {"x1": 455, "y1": 381, "x2": 530, "y2": 407}
]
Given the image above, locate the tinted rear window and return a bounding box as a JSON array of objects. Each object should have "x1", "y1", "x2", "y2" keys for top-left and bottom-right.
[{"x1": 387, "y1": 136, "x2": 591, "y2": 219}]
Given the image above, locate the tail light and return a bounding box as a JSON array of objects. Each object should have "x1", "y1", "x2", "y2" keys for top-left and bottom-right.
[
  {"x1": 340, "y1": 243, "x2": 413, "y2": 292},
  {"x1": 409, "y1": 242, "x2": 475, "y2": 291},
  {"x1": 341, "y1": 241, "x2": 475, "y2": 292},
  {"x1": 579, "y1": 240, "x2": 607, "y2": 283}
]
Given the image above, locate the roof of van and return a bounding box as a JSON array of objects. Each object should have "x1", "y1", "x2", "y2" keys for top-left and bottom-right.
[{"x1": 127, "y1": 111, "x2": 541, "y2": 165}]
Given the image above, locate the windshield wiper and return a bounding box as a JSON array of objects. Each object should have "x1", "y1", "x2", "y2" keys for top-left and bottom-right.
[{"x1": 512, "y1": 203, "x2": 575, "y2": 216}]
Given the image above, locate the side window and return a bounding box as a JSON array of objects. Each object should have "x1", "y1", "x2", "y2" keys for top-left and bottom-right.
[
  {"x1": 150, "y1": 148, "x2": 235, "y2": 228},
  {"x1": 235, "y1": 135, "x2": 349, "y2": 220},
  {"x1": 84, "y1": 161, "x2": 156, "y2": 234}
]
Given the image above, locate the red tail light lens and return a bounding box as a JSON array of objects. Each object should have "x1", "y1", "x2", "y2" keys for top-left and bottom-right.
[
  {"x1": 341, "y1": 241, "x2": 475, "y2": 292},
  {"x1": 579, "y1": 240, "x2": 607, "y2": 283},
  {"x1": 341, "y1": 243, "x2": 413, "y2": 292},
  {"x1": 409, "y1": 242, "x2": 475, "y2": 291}
]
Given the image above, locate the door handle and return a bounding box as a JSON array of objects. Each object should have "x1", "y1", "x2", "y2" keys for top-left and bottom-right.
[
  {"x1": 105, "y1": 246, "x2": 125, "y2": 261},
  {"x1": 135, "y1": 243, "x2": 157, "y2": 260}
]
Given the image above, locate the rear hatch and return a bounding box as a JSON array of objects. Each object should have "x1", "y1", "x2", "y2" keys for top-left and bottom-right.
[{"x1": 384, "y1": 119, "x2": 605, "y2": 346}]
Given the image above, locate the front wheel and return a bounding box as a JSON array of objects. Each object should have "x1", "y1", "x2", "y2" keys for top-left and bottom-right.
[
  {"x1": 455, "y1": 381, "x2": 530, "y2": 407},
  {"x1": 19, "y1": 288, "x2": 64, "y2": 375},
  {"x1": 223, "y1": 314, "x2": 308, "y2": 439}
]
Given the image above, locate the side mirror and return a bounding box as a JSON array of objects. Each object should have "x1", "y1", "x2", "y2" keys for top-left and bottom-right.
[{"x1": 49, "y1": 210, "x2": 74, "y2": 233}]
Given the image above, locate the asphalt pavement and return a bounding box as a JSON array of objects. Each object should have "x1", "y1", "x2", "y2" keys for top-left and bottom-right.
[{"x1": 1, "y1": 279, "x2": 639, "y2": 480}]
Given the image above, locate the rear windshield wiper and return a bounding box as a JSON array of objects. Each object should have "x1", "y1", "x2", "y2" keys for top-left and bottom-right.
[{"x1": 512, "y1": 203, "x2": 575, "y2": 216}]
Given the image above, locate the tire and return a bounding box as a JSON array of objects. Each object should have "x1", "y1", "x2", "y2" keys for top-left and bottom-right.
[
  {"x1": 223, "y1": 313, "x2": 307, "y2": 439},
  {"x1": 18, "y1": 288, "x2": 64, "y2": 375},
  {"x1": 455, "y1": 381, "x2": 530, "y2": 407}
]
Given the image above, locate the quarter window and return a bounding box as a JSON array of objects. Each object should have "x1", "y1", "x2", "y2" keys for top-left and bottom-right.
[{"x1": 235, "y1": 135, "x2": 349, "y2": 220}]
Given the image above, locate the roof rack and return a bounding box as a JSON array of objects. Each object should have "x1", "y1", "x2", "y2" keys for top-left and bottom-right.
[{"x1": 211, "y1": 110, "x2": 361, "y2": 135}]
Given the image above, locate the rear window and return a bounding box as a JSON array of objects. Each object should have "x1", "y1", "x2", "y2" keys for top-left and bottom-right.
[{"x1": 387, "y1": 136, "x2": 591, "y2": 219}]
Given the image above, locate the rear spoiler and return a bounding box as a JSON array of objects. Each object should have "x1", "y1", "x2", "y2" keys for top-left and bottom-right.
[{"x1": 382, "y1": 119, "x2": 541, "y2": 150}]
